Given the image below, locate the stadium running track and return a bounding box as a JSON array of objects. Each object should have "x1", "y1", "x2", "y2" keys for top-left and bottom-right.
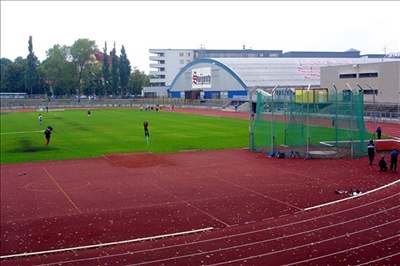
[{"x1": 1, "y1": 107, "x2": 399, "y2": 265}]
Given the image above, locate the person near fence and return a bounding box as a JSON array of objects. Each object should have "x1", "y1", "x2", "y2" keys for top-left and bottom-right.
[
  {"x1": 390, "y1": 149, "x2": 398, "y2": 172},
  {"x1": 378, "y1": 156, "x2": 388, "y2": 172},
  {"x1": 367, "y1": 140, "x2": 375, "y2": 166},
  {"x1": 376, "y1": 126, "x2": 382, "y2": 139}
]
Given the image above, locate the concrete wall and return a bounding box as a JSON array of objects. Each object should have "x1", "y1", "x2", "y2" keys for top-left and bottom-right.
[{"x1": 321, "y1": 61, "x2": 400, "y2": 104}]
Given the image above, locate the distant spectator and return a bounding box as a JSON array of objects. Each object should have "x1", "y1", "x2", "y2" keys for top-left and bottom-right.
[
  {"x1": 390, "y1": 149, "x2": 398, "y2": 172},
  {"x1": 367, "y1": 140, "x2": 375, "y2": 166},
  {"x1": 376, "y1": 126, "x2": 382, "y2": 139},
  {"x1": 379, "y1": 156, "x2": 388, "y2": 172}
]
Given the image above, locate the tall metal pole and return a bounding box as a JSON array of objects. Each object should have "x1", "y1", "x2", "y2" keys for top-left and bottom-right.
[
  {"x1": 346, "y1": 83, "x2": 354, "y2": 158},
  {"x1": 333, "y1": 83, "x2": 338, "y2": 148},
  {"x1": 306, "y1": 84, "x2": 311, "y2": 157},
  {"x1": 365, "y1": 84, "x2": 377, "y2": 134},
  {"x1": 271, "y1": 85, "x2": 278, "y2": 153},
  {"x1": 249, "y1": 88, "x2": 254, "y2": 150}
]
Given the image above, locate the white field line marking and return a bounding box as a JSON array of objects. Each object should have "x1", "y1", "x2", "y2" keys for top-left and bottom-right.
[
  {"x1": 134, "y1": 208, "x2": 400, "y2": 265},
  {"x1": 356, "y1": 251, "x2": 400, "y2": 266},
  {"x1": 304, "y1": 178, "x2": 400, "y2": 211},
  {"x1": 44, "y1": 192, "x2": 400, "y2": 266},
  {"x1": 0, "y1": 227, "x2": 213, "y2": 260},
  {"x1": 284, "y1": 234, "x2": 400, "y2": 266},
  {"x1": 0, "y1": 130, "x2": 42, "y2": 135},
  {"x1": 207, "y1": 220, "x2": 400, "y2": 266}
]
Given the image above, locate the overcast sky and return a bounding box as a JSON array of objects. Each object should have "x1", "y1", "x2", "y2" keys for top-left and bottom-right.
[{"x1": 1, "y1": 1, "x2": 400, "y2": 73}]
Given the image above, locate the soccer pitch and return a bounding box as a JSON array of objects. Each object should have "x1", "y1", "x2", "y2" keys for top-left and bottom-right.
[{"x1": 0, "y1": 109, "x2": 250, "y2": 163}]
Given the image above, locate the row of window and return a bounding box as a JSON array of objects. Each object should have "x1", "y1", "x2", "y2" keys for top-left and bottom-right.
[
  {"x1": 339, "y1": 72, "x2": 379, "y2": 79},
  {"x1": 179, "y1": 52, "x2": 191, "y2": 57},
  {"x1": 180, "y1": 59, "x2": 191, "y2": 64}
]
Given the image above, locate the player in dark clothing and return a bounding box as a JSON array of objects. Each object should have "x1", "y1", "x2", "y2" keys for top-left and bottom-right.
[
  {"x1": 367, "y1": 140, "x2": 375, "y2": 166},
  {"x1": 376, "y1": 127, "x2": 382, "y2": 139},
  {"x1": 390, "y1": 149, "x2": 399, "y2": 172},
  {"x1": 378, "y1": 156, "x2": 388, "y2": 172},
  {"x1": 44, "y1": 126, "x2": 53, "y2": 145},
  {"x1": 87, "y1": 110, "x2": 91, "y2": 117},
  {"x1": 143, "y1": 121, "x2": 150, "y2": 139}
]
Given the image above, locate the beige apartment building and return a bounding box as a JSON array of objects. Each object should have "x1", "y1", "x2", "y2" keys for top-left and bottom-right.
[{"x1": 321, "y1": 61, "x2": 400, "y2": 104}]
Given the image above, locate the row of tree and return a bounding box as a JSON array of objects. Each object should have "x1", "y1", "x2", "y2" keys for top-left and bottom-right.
[{"x1": 0, "y1": 37, "x2": 150, "y2": 97}]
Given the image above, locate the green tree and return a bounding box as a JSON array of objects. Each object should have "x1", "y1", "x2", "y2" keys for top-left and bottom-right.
[
  {"x1": 25, "y1": 36, "x2": 40, "y2": 94},
  {"x1": 0, "y1": 58, "x2": 13, "y2": 92},
  {"x1": 70, "y1": 38, "x2": 97, "y2": 100},
  {"x1": 102, "y1": 42, "x2": 110, "y2": 96},
  {"x1": 0, "y1": 57, "x2": 26, "y2": 93},
  {"x1": 128, "y1": 68, "x2": 150, "y2": 96},
  {"x1": 82, "y1": 63, "x2": 103, "y2": 96},
  {"x1": 111, "y1": 43, "x2": 119, "y2": 96},
  {"x1": 119, "y1": 45, "x2": 131, "y2": 97},
  {"x1": 39, "y1": 45, "x2": 77, "y2": 96}
]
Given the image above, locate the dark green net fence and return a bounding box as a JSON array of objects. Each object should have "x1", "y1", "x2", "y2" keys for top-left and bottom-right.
[{"x1": 250, "y1": 89, "x2": 368, "y2": 158}]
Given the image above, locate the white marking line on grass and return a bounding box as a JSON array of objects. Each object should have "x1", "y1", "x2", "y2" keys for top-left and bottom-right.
[
  {"x1": 0, "y1": 130, "x2": 42, "y2": 135},
  {"x1": 304, "y1": 179, "x2": 400, "y2": 211},
  {"x1": 0, "y1": 227, "x2": 213, "y2": 260}
]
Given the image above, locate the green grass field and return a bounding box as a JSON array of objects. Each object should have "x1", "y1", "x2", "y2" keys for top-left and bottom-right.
[{"x1": 1, "y1": 109, "x2": 250, "y2": 163}]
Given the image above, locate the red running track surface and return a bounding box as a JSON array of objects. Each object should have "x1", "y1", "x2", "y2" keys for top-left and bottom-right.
[{"x1": 1, "y1": 148, "x2": 399, "y2": 265}]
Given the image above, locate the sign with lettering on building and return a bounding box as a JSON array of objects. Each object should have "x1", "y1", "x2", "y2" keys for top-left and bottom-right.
[{"x1": 192, "y1": 67, "x2": 211, "y2": 89}]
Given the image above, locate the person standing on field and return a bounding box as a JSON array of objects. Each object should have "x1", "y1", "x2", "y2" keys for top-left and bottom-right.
[
  {"x1": 44, "y1": 126, "x2": 53, "y2": 145},
  {"x1": 376, "y1": 126, "x2": 382, "y2": 139},
  {"x1": 390, "y1": 149, "x2": 398, "y2": 172},
  {"x1": 143, "y1": 121, "x2": 150, "y2": 140},
  {"x1": 38, "y1": 114, "x2": 43, "y2": 126},
  {"x1": 367, "y1": 139, "x2": 375, "y2": 166}
]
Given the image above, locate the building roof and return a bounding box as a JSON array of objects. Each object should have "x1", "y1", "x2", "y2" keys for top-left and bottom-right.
[
  {"x1": 208, "y1": 57, "x2": 398, "y2": 88},
  {"x1": 282, "y1": 51, "x2": 360, "y2": 58}
]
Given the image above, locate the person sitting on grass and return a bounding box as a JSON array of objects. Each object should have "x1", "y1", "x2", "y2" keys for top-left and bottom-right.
[{"x1": 378, "y1": 156, "x2": 388, "y2": 172}]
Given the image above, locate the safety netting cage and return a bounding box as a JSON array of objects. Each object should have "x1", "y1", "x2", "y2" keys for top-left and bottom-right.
[{"x1": 249, "y1": 87, "x2": 368, "y2": 159}]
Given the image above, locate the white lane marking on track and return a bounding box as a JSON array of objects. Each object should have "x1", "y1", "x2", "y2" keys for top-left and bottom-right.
[
  {"x1": 304, "y1": 178, "x2": 400, "y2": 211},
  {"x1": 41, "y1": 192, "x2": 400, "y2": 266},
  {"x1": 133, "y1": 209, "x2": 400, "y2": 265},
  {"x1": 207, "y1": 220, "x2": 400, "y2": 266},
  {"x1": 355, "y1": 251, "x2": 400, "y2": 266},
  {"x1": 284, "y1": 234, "x2": 400, "y2": 266},
  {"x1": 1, "y1": 130, "x2": 43, "y2": 135},
  {"x1": 0, "y1": 227, "x2": 214, "y2": 259}
]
